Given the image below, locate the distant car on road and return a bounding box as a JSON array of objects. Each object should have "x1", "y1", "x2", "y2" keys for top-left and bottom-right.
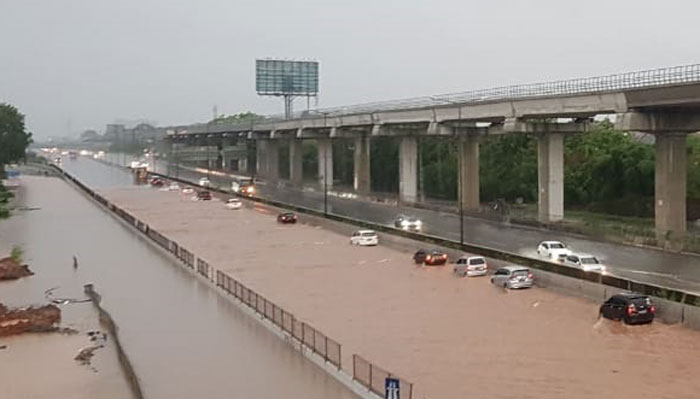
[
  {"x1": 563, "y1": 254, "x2": 606, "y2": 272},
  {"x1": 350, "y1": 230, "x2": 378, "y2": 246},
  {"x1": 600, "y1": 293, "x2": 655, "y2": 324},
  {"x1": 232, "y1": 179, "x2": 256, "y2": 197},
  {"x1": 490, "y1": 266, "x2": 534, "y2": 289},
  {"x1": 225, "y1": 198, "x2": 242, "y2": 210},
  {"x1": 537, "y1": 241, "x2": 571, "y2": 259},
  {"x1": 150, "y1": 177, "x2": 165, "y2": 187},
  {"x1": 454, "y1": 256, "x2": 488, "y2": 277},
  {"x1": 182, "y1": 187, "x2": 194, "y2": 194},
  {"x1": 414, "y1": 249, "x2": 447, "y2": 265},
  {"x1": 167, "y1": 182, "x2": 180, "y2": 191},
  {"x1": 196, "y1": 190, "x2": 212, "y2": 201},
  {"x1": 394, "y1": 215, "x2": 422, "y2": 231},
  {"x1": 277, "y1": 212, "x2": 297, "y2": 224},
  {"x1": 198, "y1": 177, "x2": 211, "y2": 187}
]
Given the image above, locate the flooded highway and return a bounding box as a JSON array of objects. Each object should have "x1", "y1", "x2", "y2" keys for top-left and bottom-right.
[
  {"x1": 93, "y1": 160, "x2": 700, "y2": 399},
  {"x1": 134, "y1": 155, "x2": 700, "y2": 295},
  {"x1": 3, "y1": 158, "x2": 358, "y2": 399}
]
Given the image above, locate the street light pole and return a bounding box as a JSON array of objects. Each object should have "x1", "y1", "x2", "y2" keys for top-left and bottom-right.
[
  {"x1": 323, "y1": 143, "x2": 329, "y2": 215},
  {"x1": 432, "y1": 97, "x2": 465, "y2": 245},
  {"x1": 206, "y1": 134, "x2": 212, "y2": 180}
]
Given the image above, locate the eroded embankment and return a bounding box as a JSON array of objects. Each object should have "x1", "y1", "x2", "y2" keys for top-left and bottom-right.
[
  {"x1": 0, "y1": 302, "x2": 60, "y2": 336},
  {"x1": 0, "y1": 257, "x2": 33, "y2": 280}
]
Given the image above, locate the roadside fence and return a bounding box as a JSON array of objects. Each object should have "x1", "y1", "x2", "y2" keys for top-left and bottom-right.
[
  {"x1": 215, "y1": 271, "x2": 343, "y2": 370},
  {"x1": 353, "y1": 354, "x2": 413, "y2": 399}
]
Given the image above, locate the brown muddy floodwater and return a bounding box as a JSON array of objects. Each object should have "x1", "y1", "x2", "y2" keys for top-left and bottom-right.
[
  {"x1": 100, "y1": 177, "x2": 700, "y2": 399},
  {"x1": 1, "y1": 168, "x2": 358, "y2": 399}
]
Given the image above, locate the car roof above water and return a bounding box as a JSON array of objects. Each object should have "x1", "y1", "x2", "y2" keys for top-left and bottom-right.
[{"x1": 499, "y1": 265, "x2": 530, "y2": 272}]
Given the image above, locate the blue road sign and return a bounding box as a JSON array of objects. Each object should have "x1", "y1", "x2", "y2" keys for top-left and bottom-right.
[{"x1": 385, "y1": 377, "x2": 400, "y2": 399}]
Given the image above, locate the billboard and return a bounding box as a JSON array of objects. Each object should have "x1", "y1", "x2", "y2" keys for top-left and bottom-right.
[{"x1": 256, "y1": 59, "x2": 319, "y2": 96}]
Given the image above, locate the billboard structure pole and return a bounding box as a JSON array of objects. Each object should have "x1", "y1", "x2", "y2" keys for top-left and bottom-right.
[{"x1": 256, "y1": 59, "x2": 319, "y2": 119}]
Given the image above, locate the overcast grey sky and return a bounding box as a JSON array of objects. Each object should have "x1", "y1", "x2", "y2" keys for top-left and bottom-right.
[{"x1": 1, "y1": 0, "x2": 698, "y2": 139}]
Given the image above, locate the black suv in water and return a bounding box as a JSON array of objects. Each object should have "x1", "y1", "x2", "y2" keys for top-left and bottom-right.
[{"x1": 600, "y1": 293, "x2": 655, "y2": 324}]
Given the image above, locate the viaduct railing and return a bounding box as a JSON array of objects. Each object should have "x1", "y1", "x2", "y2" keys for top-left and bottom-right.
[{"x1": 172, "y1": 63, "x2": 700, "y2": 133}]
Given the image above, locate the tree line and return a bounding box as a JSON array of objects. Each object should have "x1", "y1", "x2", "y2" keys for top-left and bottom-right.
[
  {"x1": 0, "y1": 103, "x2": 33, "y2": 218},
  {"x1": 282, "y1": 120, "x2": 699, "y2": 218}
]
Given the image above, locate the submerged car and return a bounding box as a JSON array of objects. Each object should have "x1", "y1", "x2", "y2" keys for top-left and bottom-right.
[
  {"x1": 394, "y1": 215, "x2": 422, "y2": 231},
  {"x1": 277, "y1": 212, "x2": 297, "y2": 224},
  {"x1": 225, "y1": 198, "x2": 242, "y2": 210},
  {"x1": 167, "y1": 182, "x2": 180, "y2": 191},
  {"x1": 182, "y1": 187, "x2": 194, "y2": 194},
  {"x1": 414, "y1": 249, "x2": 447, "y2": 265},
  {"x1": 537, "y1": 240, "x2": 571, "y2": 259},
  {"x1": 490, "y1": 266, "x2": 534, "y2": 289},
  {"x1": 149, "y1": 177, "x2": 165, "y2": 187},
  {"x1": 350, "y1": 230, "x2": 378, "y2": 246},
  {"x1": 196, "y1": 190, "x2": 212, "y2": 200},
  {"x1": 563, "y1": 253, "x2": 606, "y2": 273},
  {"x1": 600, "y1": 293, "x2": 655, "y2": 324},
  {"x1": 454, "y1": 256, "x2": 488, "y2": 277}
]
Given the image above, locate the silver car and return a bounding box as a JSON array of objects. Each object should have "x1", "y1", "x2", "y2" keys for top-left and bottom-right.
[{"x1": 490, "y1": 266, "x2": 534, "y2": 289}]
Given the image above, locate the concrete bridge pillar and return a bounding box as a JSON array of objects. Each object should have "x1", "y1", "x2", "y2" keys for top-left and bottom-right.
[
  {"x1": 317, "y1": 139, "x2": 333, "y2": 189},
  {"x1": 459, "y1": 136, "x2": 480, "y2": 210},
  {"x1": 537, "y1": 133, "x2": 564, "y2": 223},
  {"x1": 238, "y1": 158, "x2": 248, "y2": 174},
  {"x1": 353, "y1": 136, "x2": 371, "y2": 195},
  {"x1": 289, "y1": 139, "x2": 303, "y2": 187},
  {"x1": 655, "y1": 133, "x2": 687, "y2": 245},
  {"x1": 399, "y1": 136, "x2": 418, "y2": 203},
  {"x1": 257, "y1": 140, "x2": 279, "y2": 183}
]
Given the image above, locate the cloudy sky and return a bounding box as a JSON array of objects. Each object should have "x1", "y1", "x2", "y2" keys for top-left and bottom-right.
[{"x1": 1, "y1": 0, "x2": 698, "y2": 139}]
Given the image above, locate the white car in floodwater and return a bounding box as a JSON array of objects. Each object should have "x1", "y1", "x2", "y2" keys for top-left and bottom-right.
[
  {"x1": 350, "y1": 230, "x2": 379, "y2": 246},
  {"x1": 167, "y1": 183, "x2": 180, "y2": 191},
  {"x1": 537, "y1": 241, "x2": 572, "y2": 260},
  {"x1": 182, "y1": 187, "x2": 194, "y2": 194},
  {"x1": 225, "y1": 198, "x2": 242, "y2": 210},
  {"x1": 198, "y1": 177, "x2": 211, "y2": 187}
]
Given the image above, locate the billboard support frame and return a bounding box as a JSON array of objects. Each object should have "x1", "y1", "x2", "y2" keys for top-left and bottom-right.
[{"x1": 256, "y1": 59, "x2": 319, "y2": 119}]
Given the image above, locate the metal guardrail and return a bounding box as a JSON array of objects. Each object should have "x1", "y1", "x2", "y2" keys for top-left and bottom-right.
[
  {"x1": 176, "y1": 63, "x2": 700, "y2": 133},
  {"x1": 353, "y1": 354, "x2": 413, "y2": 399}
]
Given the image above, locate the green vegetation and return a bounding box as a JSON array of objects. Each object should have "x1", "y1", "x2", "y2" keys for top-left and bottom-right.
[
  {"x1": 10, "y1": 245, "x2": 23, "y2": 263},
  {"x1": 210, "y1": 112, "x2": 263, "y2": 125},
  {"x1": 0, "y1": 103, "x2": 32, "y2": 219},
  {"x1": 412, "y1": 121, "x2": 699, "y2": 218}
]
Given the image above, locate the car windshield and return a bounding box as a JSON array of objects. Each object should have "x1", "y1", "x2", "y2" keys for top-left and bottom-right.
[
  {"x1": 629, "y1": 297, "x2": 650, "y2": 307},
  {"x1": 361, "y1": 232, "x2": 376, "y2": 237},
  {"x1": 550, "y1": 243, "x2": 565, "y2": 249},
  {"x1": 469, "y1": 258, "x2": 485, "y2": 265},
  {"x1": 580, "y1": 257, "x2": 599, "y2": 265}
]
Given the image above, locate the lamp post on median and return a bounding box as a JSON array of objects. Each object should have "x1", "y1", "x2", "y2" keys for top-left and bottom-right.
[
  {"x1": 206, "y1": 134, "x2": 214, "y2": 180},
  {"x1": 431, "y1": 96, "x2": 465, "y2": 245},
  {"x1": 306, "y1": 109, "x2": 333, "y2": 215}
]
